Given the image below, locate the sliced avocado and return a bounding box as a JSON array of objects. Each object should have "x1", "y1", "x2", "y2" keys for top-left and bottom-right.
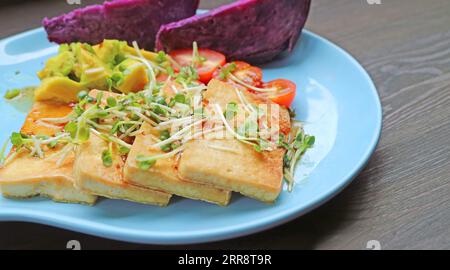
[
  {"x1": 71, "y1": 43, "x2": 111, "y2": 90},
  {"x1": 37, "y1": 50, "x2": 75, "y2": 80},
  {"x1": 93, "y1": 39, "x2": 127, "y2": 69},
  {"x1": 112, "y1": 59, "x2": 149, "y2": 93},
  {"x1": 34, "y1": 40, "x2": 168, "y2": 103},
  {"x1": 35, "y1": 77, "x2": 86, "y2": 103}
]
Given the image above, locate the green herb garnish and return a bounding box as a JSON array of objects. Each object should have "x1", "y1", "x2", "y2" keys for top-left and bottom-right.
[
  {"x1": 283, "y1": 128, "x2": 315, "y2": 191},
  {"x1": 173, "y1": 93, "x2": 187, "y2": 104},
  {"x1": 219, "y1": 63, "x2": 237, "y2": 80},
  {"x1": 136, "y1": 154, "x2": 156, "y2": 170},
  {"x1": 156, "y1": 51, "x2": 167, "y2": 63},
  {"x1": 107, "y1": 96, "x2": 117, "y2": 107},
  {"x1": 10, "y1": 132, "x2": 24, "y2": 147},
  {"x1": 101, "y1": 144, "x2": 113, "y2": 167},
  {"x1": 192, "y1": 41, "x2": 206, "y2": 67},
  {"x1": 176, "y1": 66, "x2": 199, "y2": 85},
  {"x1": 111, "y1": 72, "x2": 124, "y2": 86},
  {"x1": 64, "y1": 121, "x2": 77, "y2": 138},
  {"x1": 159, "y1": 130, "x2": 170, "y2": 141},
  {"x1": 119, "y1": 146, "x2": 130, "y2": 155},
  {"x1": 0, "y1": 139, "x2": 9, "y2": 166},
  {"x1": 4, "y1": 89, "x2": 21, "y2": 100},
  {"x1": 224, "y1": 102, "x2": 239, "y2": 120},
  {"x1": 160, "y1": 144, "x2": 172, "y2": 152},
  {"x1": 77, "y1": 90, "x2": 88, "y2": 101}
]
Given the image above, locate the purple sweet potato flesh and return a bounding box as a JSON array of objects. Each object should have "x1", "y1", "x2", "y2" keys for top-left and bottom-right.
[
  {"x1": 43, "y1": 0, "x2": 199, "y2": 50},
  {"x1": 156, "y1": 0, "x2": 311, "y2": 64}
]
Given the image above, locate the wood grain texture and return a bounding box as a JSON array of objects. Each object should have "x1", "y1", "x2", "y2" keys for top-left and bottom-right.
[{"x1": 0, "y1": 0, "x2": 449, "y2": 250}]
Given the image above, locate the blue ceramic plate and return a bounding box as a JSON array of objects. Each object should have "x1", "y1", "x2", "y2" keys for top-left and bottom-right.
[{"x1": 0, "y1": 28, "x2": 382, "y2": 244}]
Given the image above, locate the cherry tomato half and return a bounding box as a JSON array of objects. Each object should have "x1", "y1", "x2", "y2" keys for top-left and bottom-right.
[
  {"x1": 233, "y1": 61, "x2": 263, "y2": 87},
  {"x1": 156, "y1": 73, "x2": 170, "y2": 82},
  {"x1": 263, "y1": 79, "x2": 297, "y2": 108},
  {"x1": 213, "y1": 61, "x2": 263, "y2": 87},
  {"x1": 169, "y1": 48, "x2": 226, "y2": 84}
]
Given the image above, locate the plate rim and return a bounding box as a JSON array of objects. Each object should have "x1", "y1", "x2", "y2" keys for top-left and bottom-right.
[{"x1": 0, "y1": 27, "x2": 382, "y2": 245}]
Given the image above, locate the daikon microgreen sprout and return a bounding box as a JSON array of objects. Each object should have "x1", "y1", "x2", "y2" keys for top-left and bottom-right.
[
  {"x1": 234, "y1": 88, "x2": 256, "y2": 114},
  {"x1": 0, "y1": 138, "x2": 9, "y2": 166},
  {"x1": 101, "y1": 143, "x2": 113, "y2": 167},
  {"x1": 132, "y1": 41, "x2": 157, "y2": 94},
  {"x1": 77, "y1": 90, "x2": 88, "y2": 101},
  {"x1": 4, "y1": 88, "x2": 21, "y2": 100},
  {"x1": 119, "y1": 146, "x2": 130, "y2": 155},
  {"x1": 151, "y1": 103, "x2": 172, "y2": 116},
  {"x1": 159, "y1": 130, "x2": 170, "y2": 141},
  {"x1": 136, "y1": 155, "x2": 156, "y2": 170},
  {"x1": 192, "y1": 41, "x2": 206, "y2": 67},
  {"x1": 160, "y1": 144, "x2": 172, "y2": 152},
  {"x1": 90, "y1": 128, "x2": 132, "y2": 150},
  {"x1": 228, "y1": 73, "x2": 277, "y2": 93},
  {"x1": 107, "y1": 96, "x2": 117, "y2": 107},
  {"x1": 176, "y1": 66, "x2": 199, "y2": 85},
  {"x1": 174, "y1": 93, "x2": 187, "y2": 104},
  {"x1": 156, "y1": 51, "x2": 167, "y2": 64},
  {"x1": 218, "y1": 63, "x2": 237, "y2": 80},
  {"x1": 154, "y1": 96, "x2": 168, "y2": 106},
  {"x1": 283, "y1": 127, "x2": 315, "y2": 191},
  {"x1": 106, "y1": 77, "x2": 113, "y2": 91},
  {"x1": 277, "y1": 133, "x2": 290, "y2": 150},
  {"x1": 111, "y1": 72, "x2": 124, "y2": 86},
  {"x1": 10, "y1": 132, "x2": 24, "y2": 147},
  {"x1": 224, "y1": 102, "x2": 239, "y2": 120},
  {"x1": 64, "y1": 121, "x2": 77, "y2": 138},
  {"x1": 6, "y1": 131, "x2": 73, "y2": 162},
  {"x1": 136, "y1": 145, "x2": 185, "y2": 170},
  {"x1": 166, "y1": 66, "x2": 175, "y2": 77}
]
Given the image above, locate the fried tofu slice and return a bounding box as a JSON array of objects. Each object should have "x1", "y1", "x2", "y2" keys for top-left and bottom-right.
[
  {"x1": 178, "y1": 79, "x2": 289, "y2": 203},
  {"x1": 72, "y1": 89, "x2": 171, "y2": 206},
  {"x1": 0, "y1": 101, "x2": 97, "y2": 205},
  {"x1": 124, "y1": 123, "x2": 232, "y2": 206},
  {"x1": 179, "y1": 139, "x2": 285, "y2": 203},
  {"x1": 74, "y1": 132, "x2": 171, "y2": 206},
  {"x1": 0, "y1": 147, "x2": 96, "y2": 204}
]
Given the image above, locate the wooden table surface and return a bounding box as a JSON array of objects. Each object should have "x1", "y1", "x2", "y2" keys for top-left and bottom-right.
[{"x1": 0, "y1": 0, "x2": 449, "y2": 250}]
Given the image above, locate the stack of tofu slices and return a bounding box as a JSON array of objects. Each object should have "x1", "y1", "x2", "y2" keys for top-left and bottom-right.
[{"x1": 0, "y1": 79, "x2": 290, "y2": 206}]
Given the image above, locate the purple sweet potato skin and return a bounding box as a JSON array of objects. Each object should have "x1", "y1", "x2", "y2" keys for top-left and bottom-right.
[
  {"x1": 156, "y1": 0, "x2": 311, "y2": 64},
  {"x1": 43, "y1": 0, "x2": 199, "y2": 50}
]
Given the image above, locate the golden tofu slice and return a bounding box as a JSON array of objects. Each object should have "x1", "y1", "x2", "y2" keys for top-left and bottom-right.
[
  {"x1": 179, "y1": 140, "x2": 285, "y2": 203},
  {"x1": 74, "y1": 120, "x2": 172, "y2": 206},
  {"x1": 178, "y1": 80, "x2": 288, "y2": 203},
  {"x1": 0, "y1": 101, "x2": 97, "y2": 205},
  {"x1": 0, "y1": 148, "x2": 96, "y2": 204},
  {"x1": 124, "y1": 123, "x2": 231, "y2": 206}
]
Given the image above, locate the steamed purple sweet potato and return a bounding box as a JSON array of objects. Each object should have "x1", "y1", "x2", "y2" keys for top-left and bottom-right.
[
  {"x1": 156, "y1": 0, "x2": 311, "y2": 64},
  {"x1": 43, "y1": 0, "x2": 199, "y2": 50}
]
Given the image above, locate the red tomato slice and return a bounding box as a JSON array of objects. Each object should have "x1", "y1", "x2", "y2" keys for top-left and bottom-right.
[
  {"x1": 234, "y1": 62, "x2": 263, "y2": 87},
  {"x1": 156, "y1": 73, "x2": 170, "y2": 82},
  {"x1": 169, "y1": 48, "x2": 226, "y2": 84},
  {"x1": 263, "y1": 79, "x2": 297, "y2": 108},
  {"x1": 213, "y1": 61, "x2": 263, "y2": 87},
  {"x1": 232, "y1": 61, "x2": 251, "y2": 70}
]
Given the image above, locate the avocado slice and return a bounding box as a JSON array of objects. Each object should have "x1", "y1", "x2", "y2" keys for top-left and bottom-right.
[
  {"x1": 34, "y1": 77, "x2": 86, "y2": 103},
  {"x1": 37, "y1": 49, "x2": 75, "y2": 80},
  {"x1": 93, "y1": 39, "x2": 127, "y2": 69},
  {"x1": 71, "y1": 43, "x2": 111, "y2": 90},
  {"x1": 112, "y1": 58, "x2": 149, "y2": 93},
  {"x1": 34, "y1": 39, "x2": 170, "y2": 102}
]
